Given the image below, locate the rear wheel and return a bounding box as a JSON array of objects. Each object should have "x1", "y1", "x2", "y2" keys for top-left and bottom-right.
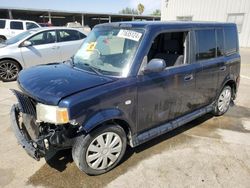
[
  {"x1": 0, "y1": 60, "x2": 21, "y2": 82},
  {"x1": 72, "y1": 124, "x2": 127, "y2": 175},
  {"x1": 212, "y1": 85, "x2": 232, "y2": 116}
]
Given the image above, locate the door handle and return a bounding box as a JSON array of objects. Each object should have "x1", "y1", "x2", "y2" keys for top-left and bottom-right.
[
  {"x1": 220, "y1": 66, "x2": 226, "y2": 71},
  {"x1": 184, "y1": 74, "x2": 193, "y2": 81}
]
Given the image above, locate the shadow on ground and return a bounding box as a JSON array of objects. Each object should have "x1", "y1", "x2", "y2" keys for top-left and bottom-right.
[{"x1": 28, "y1": 105, "x2": 250, "y2": 188}]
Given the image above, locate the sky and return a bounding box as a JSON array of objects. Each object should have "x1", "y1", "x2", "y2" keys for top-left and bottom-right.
[{"x1": 0, "y1": 0, "x2": 161, "y2": 15}]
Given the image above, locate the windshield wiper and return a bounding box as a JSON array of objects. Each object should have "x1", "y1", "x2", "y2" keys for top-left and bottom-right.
[{"x1": 83, "y1": 63, "x2": 102, "y2": 75}]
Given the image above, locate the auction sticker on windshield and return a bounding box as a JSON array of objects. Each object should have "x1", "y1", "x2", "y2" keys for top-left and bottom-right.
[{"x1": 117, "y1": 29, "x2": 142, "y2": 42}]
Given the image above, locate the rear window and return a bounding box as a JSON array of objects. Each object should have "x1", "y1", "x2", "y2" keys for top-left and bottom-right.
[
  {"x1": 195, "y1": 29, "x2": 216, "y2": 60},
  {"x1": 0, "y1": 20, "x2": 5, "y2": 29},
  {"x1": 10, "y1": 21, "x2": 23, "y2": 30},
  {"x1": 224, "y1": 26, "x2": 238, "y2": 55}
]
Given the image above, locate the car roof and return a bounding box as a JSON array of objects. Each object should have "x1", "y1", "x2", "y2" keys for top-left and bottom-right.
[
  {"x1": 95, "y1": 21, "x2": 236, "y2": 29},
  {"x1": 29, "y1": 27, "x2": 88, "y2": 34}
]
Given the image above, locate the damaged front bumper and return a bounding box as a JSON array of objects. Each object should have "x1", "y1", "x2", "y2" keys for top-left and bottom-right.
[{"x1": 10, "y1": 104, "x2": 45, "y2": 160}]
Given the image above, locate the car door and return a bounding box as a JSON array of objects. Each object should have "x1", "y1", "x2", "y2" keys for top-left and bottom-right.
[
  {"x1": 20, "y1": 30, "x2": 61, "y2": 67},
  {"x1": 194, "y1": 29, "x2": 220, "y2": 108},
  {"x1": 137, "y1": 31, "x2": 197, "y2": 133},
  {"x1": 56, "y1": 29, "x2": 85, "y2": 61},
  {"x1": 9, "y1": 21, "x2": 24, "y2": 37}
]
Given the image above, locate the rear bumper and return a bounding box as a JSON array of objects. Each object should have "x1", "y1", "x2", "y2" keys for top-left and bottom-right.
[{"x1": 10, "y1": 104, "x2": 44, "y2": 160}]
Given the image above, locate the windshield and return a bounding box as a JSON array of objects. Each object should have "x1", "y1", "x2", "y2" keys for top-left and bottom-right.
[
  {"x1": 73, "y1": 27, "x2": 144, "y2": 77},
  {"x1": 5, "y1": 30, "x2": 35, "y2": 45}
]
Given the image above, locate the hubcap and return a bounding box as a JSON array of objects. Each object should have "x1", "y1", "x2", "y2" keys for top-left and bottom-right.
[
  {"x1": 0, "y1": 62, "x2": 18, "y2": 80},
  {"x1": 86, "y1": 132, "x2": 122, "y2": 170},
  {"x1": 218, "y1": 88, "x2": 231, "y2": 113}
]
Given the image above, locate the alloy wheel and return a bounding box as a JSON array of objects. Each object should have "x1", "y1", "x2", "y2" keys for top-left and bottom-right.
[{"x1": 0, "y1": 61, "x2": 19, "y2": 81}]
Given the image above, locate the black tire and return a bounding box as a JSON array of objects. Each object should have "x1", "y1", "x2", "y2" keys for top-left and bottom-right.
[
  {"x1": 72, "y1": 124, "x2": 127, "y2": 175},
  {"x1": 212, "y1": 85, "x2": 232, "y2": 116},
  {"x1": 0, "y1": 60, "x2": 21, "y2": 82},
  {"x1": 0, "y1": 36, "x2": 6, "y2": 43}
]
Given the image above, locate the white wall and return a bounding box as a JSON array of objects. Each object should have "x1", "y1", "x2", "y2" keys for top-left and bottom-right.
[{"x1": 161, "y1": 0, "x2": 250, "y2": 47}]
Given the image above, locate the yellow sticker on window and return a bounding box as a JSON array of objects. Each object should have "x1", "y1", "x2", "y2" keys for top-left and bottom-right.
[{"x1": 86, "y1": 42, "x2": 97, "y2": 51}]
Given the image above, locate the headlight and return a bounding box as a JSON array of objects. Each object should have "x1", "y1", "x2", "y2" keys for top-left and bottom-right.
[{"x1": 36, "y1": 103, "x2": 69, "y2": 124}]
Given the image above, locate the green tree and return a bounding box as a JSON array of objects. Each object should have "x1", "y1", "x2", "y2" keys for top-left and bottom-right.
[
  {"x1": 152, "y1": 9, "x2": 161, "y2": 16},
  {"x1": 119, "y1": 7, "x2": 138, "y2": 15},
  {"x1": 137, "y1": 3, "x2": 145, "y2": 15}
]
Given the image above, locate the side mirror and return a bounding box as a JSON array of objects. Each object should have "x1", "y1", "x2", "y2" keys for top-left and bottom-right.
[
  {"x1": 143, "y1": 58, "x2": 166, "y2": 73},
  {"x1": 20, "y1": 40, "x2": 32, "y2": 47}
]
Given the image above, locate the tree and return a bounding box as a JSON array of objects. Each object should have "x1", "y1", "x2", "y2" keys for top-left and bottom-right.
[
  {"x1": 119, "y1": 7, "x2": 138, "y2": 15},
  {"x1": 137, "y1": 3, "x2": 145, "y2": 15},
  {"x1": 152, "y1": 9, "x2": 161, "y2": 16}
]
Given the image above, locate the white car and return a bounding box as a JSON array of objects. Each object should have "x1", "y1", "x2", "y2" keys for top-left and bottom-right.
[
  {"x1": 0, "y1": 19, "x2": 41, "y2": 41},
  {"x1": 0, "y1": 27, "x2": 87, "y2": 81}
]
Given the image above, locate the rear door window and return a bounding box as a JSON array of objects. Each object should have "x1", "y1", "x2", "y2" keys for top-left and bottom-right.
[
  {"x1": 216, "y1": 29, "x2": 224, "y2": 57},
  {"x1": 195, "y1": 29, "x2": 216, "y2": 60},
  {"x1": 0, "y1": 20, "x2": 6, "y2": 29},
  {"x1": 57, "y1": 30, "x2": 80, "y2": 42},
  {"x1": 10, "y1": 21, "x2": 24, "y2": 30},
  {"x1": 224, "y1": 26, "x2": 238, "y2": 55}
]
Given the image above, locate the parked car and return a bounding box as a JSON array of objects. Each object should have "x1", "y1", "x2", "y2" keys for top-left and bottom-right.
[
  {"x1": 38, "y1": 22, "x2": 53, "y2": 27},
  {"x1": 66, "y1": 21, "x2": 82, "y2": 28},
  {"x1": 66, "y1": 21, "x2": 91, "y2": 34},
  {"x1": 0, "y1": 27, "x2": 87, "y2": 81},
  {"x1": 10, "y1": 21, "x2": 240, "y2": 175},
  {"x1": 0, "y1": 19, "x2": 40, "y2": 41}
]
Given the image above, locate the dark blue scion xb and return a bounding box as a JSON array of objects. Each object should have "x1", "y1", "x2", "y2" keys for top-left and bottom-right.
[{"x1": 10, "y1": 21, "x2": 240, "y2": 175}]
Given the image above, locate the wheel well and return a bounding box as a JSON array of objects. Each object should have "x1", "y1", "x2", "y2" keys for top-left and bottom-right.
[
  {"x1": 91, "y1": 119, "x2": 133, "y2": 146},
  {"x1": 0, "y1": 58, "x2": 23, "y2": 70},
  {"x1": 225, "y1": 80, "x2": 236, "y2": 99},
  {"x1": 0, "y1": 35, "x2": 7, "y2": 40}
]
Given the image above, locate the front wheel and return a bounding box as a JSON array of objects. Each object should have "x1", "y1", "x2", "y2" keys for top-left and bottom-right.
[
  {"x1": 0, "y1": 60, "x2": 21, "y2": 82},
  {"x1": 212, "y1": 85, "x2": 232, "y2": 116},
  {"x1": 72, "y1": 124, "x2": 127, "y2": 175}
]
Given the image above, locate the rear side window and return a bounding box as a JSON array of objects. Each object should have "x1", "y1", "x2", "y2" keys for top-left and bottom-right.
[
  {"x1": 79, "y1": 32, "x2": 86, "y2": 39},
  {"x1": 195, "y1": 29, "x2": 216, "y2": 60},
  {"x1": 10, "y1": 21, "x2": 23, "y2": 30},
  {"x1": 224, "y1": 26, "x2": 238, "y2": 55},
  {"x1": 0, "y1": 20, "x2": 5, "y2": 29},
  {"x1": 58, "y1": 30, "x2": 80, "y2": 42},
  {"x1": 216, "y1": 29, "x2": 224, "y2": 57},
  {"x1": 26, "y1": 22, "x2": 39, "y2": 30}
]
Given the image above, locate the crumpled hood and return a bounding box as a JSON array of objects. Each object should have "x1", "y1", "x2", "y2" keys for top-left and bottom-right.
[{"x1": 18, "y1": 63, "x2": 116, "y2": 105}]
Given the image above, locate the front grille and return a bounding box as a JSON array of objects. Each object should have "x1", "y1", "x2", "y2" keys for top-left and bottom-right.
[{"x1": 11, "y1": 89, "x2": 36, "y2": 116}]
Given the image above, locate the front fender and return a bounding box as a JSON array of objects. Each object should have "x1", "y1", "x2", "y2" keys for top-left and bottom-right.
[{"x1": 79, "y1": 108, "x2": 132, "y2": 133}]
